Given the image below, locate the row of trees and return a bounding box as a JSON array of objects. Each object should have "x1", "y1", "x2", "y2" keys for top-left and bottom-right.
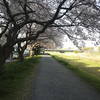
[{"x1": 0, "y1": 0, "x2": 100, "y2": 75}]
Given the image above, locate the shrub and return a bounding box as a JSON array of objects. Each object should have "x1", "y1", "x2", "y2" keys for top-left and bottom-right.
[
  {"x1": 74, "y1": 50, "x2": 78, "y2": 54},
  {"x1": 59, "y1": 51, "x2": 65, "y2": 53},
  {"x1": 98, "y1": 47, "x2": 100, "y2": 52}
]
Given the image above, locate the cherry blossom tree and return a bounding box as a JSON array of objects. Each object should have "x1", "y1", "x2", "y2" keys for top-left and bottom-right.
[{"x1": 0, "y1": 0, "x2": 100, "y2": 74}]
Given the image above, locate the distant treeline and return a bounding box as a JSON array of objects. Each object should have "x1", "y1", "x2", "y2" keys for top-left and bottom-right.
[{"x1": 45, "y1": 50, "x2": 74, "y2": 53}]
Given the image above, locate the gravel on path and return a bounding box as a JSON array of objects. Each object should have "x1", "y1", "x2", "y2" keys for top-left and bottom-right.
[{"x1": 30, "y1": 54, "x2": 100, "y2": 100}]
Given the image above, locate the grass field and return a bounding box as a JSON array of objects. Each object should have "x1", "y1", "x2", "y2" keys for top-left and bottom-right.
[
  {"x1": 47, "y1": 51, "x2": 100, "y2": 92},
  {"x1": 62, "y1": 52, "x2": 100, "y2": 63},
  {"x1": 0, "y1": 55, "x2": 41, "y2": 100}
]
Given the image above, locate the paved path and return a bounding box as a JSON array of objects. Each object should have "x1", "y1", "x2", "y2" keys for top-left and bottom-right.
[{"x1": 30, "y1": 54, "x2": 100, "y2": 100}]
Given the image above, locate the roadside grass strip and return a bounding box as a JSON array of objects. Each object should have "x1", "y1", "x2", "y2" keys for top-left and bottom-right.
[
  {"x1": 0, "y1": 55, "x2": 41, "y2": 100},
  {"x1": 51, "y1": 54, "x2": 100, "y2": 93}
]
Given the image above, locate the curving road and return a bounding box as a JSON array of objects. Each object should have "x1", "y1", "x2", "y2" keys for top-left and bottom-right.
[{"x1": 30, "y1": 54, "x2": 100, "y2": 100}]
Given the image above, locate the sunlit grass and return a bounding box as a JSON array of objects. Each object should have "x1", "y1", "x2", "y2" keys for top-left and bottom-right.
[
  {"x1": 98, "y1": 69, "x2": 100, "y2": 72},
  {"x1": 61, "y1": 52, "x2": 100, "y2": 63},
  {"x1": 48, "y1": 52, "x2": 100, "y2": 78},
  {"x1": 47, "y1": 51, "x2": 100, "y2": 92}
]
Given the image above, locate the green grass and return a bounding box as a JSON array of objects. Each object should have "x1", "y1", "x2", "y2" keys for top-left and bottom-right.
[
  {"x1": 0, "y1": 55, "x2": 41, "y2": 100},
  {"x1": 50, "y1": 53, "x2": 100, "y2": 78},
  {"x1": 51, "y1": 54, "x2": 100, "y2": 93}
]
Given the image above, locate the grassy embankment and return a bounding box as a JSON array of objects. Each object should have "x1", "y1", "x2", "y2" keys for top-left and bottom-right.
[
  {"x1": 47, "y1": 51, "x2": 100, "y2": 93},
  {"x1": 0, "y1": 55, "x2": 41, "y2": 100}
]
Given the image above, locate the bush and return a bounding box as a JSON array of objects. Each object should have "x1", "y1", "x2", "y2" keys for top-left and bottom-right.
[
  {"x1": 74, "y1": 50, "x2": 78, "y2": 54},
  {"x1": 59, "y1": 51, "x2": 65, "y2": 53}
]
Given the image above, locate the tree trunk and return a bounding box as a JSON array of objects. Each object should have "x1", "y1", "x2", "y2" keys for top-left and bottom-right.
[
  {"x1": 18, "y1": 51, "x2": 24, "y2": 62},
  {"x1": 18, "y1": 42, "x2": 28, "y2": 62},
  {"x1": 30, "y1": 46, "x2": 34, "y2": 57},
  {"x1": 0, "y1": 60, "x2": 5, "y2": 75},
  {"x1": 30, "y1": 50, "x2": 34, "y2": 57},
  {"x1": 0, "y1": 46, "x2": 13, "y2": 75}
]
